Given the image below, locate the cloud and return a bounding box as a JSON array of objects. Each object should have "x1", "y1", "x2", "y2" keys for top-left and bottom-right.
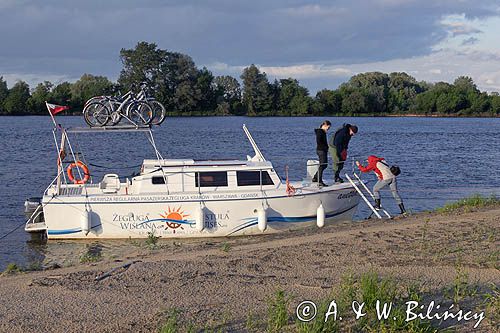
[
  {"x1": 1, "y1": 1, "x2": 499, "y2": 93},
  {"x1": 461, "y1": 37, "x2": 480, "y2": 46},
  {"x1": 442, "y1": 21, "x2": 482, "y2": 36},
  {"x1": 1, "y1": 72, "x2": 76, "y2": 89},
  {"x1": 428, "y1": 69, "x2": 442, "y2": 75},
  {"x1": 208, "y1": 48, "x2": 500, "y2": 93},
  {"x1": 260, "y1": 65, "x2": 352, "y2": 78},
  {"x1": 281, "y1": 4, "x2": 348, "y2": 18},
  {"x1": 479, "y1": 70, "x2": 500, "y2": 88}
]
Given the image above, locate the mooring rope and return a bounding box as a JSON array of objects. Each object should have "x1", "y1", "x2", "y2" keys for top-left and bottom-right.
[
  {"x1": 87, "y1": 162, "x2": 143, "y2": 170},
  {"x1": 0, "y1": 221, "x2": 26, "y2": 241}
]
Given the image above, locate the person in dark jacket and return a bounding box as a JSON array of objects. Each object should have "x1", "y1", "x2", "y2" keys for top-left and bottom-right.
[
  {"x1": 312, "y1": 120, "x2": 331, "y2": 186},
  {"x1": 329, "y1": 123, "x2": 358, "y2": 183}
]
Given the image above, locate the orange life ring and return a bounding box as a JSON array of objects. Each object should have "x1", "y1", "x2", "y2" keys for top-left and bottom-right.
[{"x1": 67, "y1": 161, "x2": 90, "y2": 184}]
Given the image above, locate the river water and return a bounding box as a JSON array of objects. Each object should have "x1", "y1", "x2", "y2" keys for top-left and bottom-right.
[{"x1": 0, "y1": 116, "x2": 498, "y2": 270}]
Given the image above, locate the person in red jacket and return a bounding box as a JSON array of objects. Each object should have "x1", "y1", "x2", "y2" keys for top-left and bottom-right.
[{"x1": 356, "y1": 155, "x2": 406, "y2": 214}]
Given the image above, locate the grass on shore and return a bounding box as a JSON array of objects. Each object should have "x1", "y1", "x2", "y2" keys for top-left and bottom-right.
[
  {"x1": 157, "y1": 272, "x2": 445, "y2": 332},
  {"x1": 157, "y1": 270, "x2": 499, "y2": 331},
  {"x1": 1, "y1": 263, "x2": 22, "y2": 275},
  {"x1": 436, "y1": 194, "x2": 498, "y2": 214},
  {"x1": 1, "y1": 260, "x2": 51, "y2": 275},
  {"x1": 220, "y1": 242, "x2": 231, "y2": 252},
  {"x1": 267, "y1": 290, "x2": 291, "y2": 332},
  {"x1": 79, "y1": 244, "x2": 103, "y2": 263},
  {"x1": 146, "y1": 231, "x2": 161, "y2": 249},
  {"x1": 295, "y1": 272, "x2": 438, "y2": 333}
]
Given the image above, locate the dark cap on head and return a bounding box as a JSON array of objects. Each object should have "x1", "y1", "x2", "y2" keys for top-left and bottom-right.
[{"x1": 350, "y1": 125, "x2": 358, "y2": 133}]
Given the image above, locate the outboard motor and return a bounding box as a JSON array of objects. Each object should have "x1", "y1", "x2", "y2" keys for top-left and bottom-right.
[
  {"x1": 24, "y1": 197, "x2": 47, "y2": 235},
  {"x1": 24, "y1": 197, "x2": 42, "y2": 219},
  {"x1": 24, "y1": 197, "x2": 46, "y2": 235}
]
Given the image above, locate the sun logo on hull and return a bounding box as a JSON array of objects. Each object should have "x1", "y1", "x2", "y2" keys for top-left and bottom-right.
[{"x1": 160, "y1": 206, "x2": 190, "y2": 233}]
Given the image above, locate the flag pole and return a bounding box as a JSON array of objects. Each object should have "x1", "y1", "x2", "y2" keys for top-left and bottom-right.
[
  {"x1": 46, "y1": 101, "x2": 66, "y2": 194},
  {"x1": 55, "y1": 130, "x2": 67, "y2": 195},
  {"x1": 45, "y1": 101, "x2": 58, "y2": 128}
]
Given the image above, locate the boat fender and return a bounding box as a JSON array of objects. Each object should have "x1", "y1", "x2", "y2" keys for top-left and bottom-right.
[
  {"x1": 81, "y1": 208, "x2": 91, "y2": 236},
  {"x1": 317, "y1": 204, "x2": 325, "y2": 228},
  {"x1": 195, "y1": 205, "x2": 204, "y2": 232},
  {"x1": 257, "y1": 207, "x2": 267, "y2": 232}
]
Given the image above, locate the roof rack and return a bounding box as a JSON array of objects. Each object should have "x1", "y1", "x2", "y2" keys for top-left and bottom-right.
[{"x1": 65, "y1": 125, "x2": 152, "y2": 133}]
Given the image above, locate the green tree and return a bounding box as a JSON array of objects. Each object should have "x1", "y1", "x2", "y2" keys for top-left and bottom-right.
[
  {"x1": 118, "y1": 41, "x2": 167, "y2": 92},
  {"x1": 387, "y1": 72, "x2": 424, "y2": 113},
  {"x1": 119, "y1": 42, "x2": 217, "y2": 114},
  {"x1": 51, "y1": 82, "x2": 72, "y2": 107},
  {"x1": 275, "y1": 78, "x2": 310, "y2": 115},
  {"x1": 412, "y1": 82, "x2": 452, "y2": 114},
  {"x1": 453, "y1": 76, "x2": 478, "y2": 94},
  {"x1": 215, "y1": 101, "x2": 230, "y2": 116},
  {"x1": 435, "y1": 92, "x2": 463, "y2": 114},
  {"x1": 213, "y1": 75, "x2": 241, "y2": 115},
  {"x1": 490, "y1": 94, "x2": 500, "y2": 115},
  {"x1": 71, "y1": 74, "x2": 113, "y2": 108},
  {"x1": 289, "y1": 95, "x2": 313, "y2": 116},
  {"x1": 467, "y1": 92, "x2": 491, "y2": 115},
  {"x1": 214, "y1": 75, "x2": 241, "y2": 101},
  {"x1": 170, "y1": 55, "x2": 203, "y2": 113},
  {"x1": 342, "y1": 72, "x2": 390, "y2": 114},
  {"x1": 3, "y1": 81, "x2": 30, "y2": 115},
  {"x1": 194, "y1": 67, "x2": 217, "y2": 112},
  {"x1": 341, "y1": 89, "x2": 366, "y2": 115},
  {"x1": 0, "y1": 76, "x2": 9, "y2": 114},
  {"x1": 27, "y1": 81, "x2": 53, "y2": 114},
  {"x1": 240, "y1": 64, "x2": 273, "y2": 116},
  {"x1": 314, "y1": 89, "x2": 342, "y2": 115}
]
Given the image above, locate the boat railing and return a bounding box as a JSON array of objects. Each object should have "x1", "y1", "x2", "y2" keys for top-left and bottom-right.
[
  {"x1": 25, "y1": 203, "x2": 44, "y2": 226},
  {"x1": 51, "y1": 124, "x2": 164, "y2": 195},
  {"x1": 49, "y1": 124, "x2": 291, "y2": 196},
  {"x1": 43, "y1": 170, "x2": 64, "y2": 196}
]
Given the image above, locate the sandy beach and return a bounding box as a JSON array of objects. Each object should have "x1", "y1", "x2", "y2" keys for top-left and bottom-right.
[{"x1": 0, "y1": 205, "x2": 498, "y2": 332}]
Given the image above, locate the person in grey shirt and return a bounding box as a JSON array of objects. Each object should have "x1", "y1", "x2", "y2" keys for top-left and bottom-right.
[{"x1": 356, "y1": 155, "x2": 406, "y2": 214}]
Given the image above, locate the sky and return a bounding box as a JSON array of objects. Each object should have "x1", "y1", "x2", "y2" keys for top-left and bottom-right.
[{"x1": 1, "y1": 0, "x2": 499, "y2": 93}]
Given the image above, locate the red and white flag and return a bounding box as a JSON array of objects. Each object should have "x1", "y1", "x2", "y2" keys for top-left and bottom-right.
[{"x1": 46, "y1": 102, "x2": 69, "y2": 116}]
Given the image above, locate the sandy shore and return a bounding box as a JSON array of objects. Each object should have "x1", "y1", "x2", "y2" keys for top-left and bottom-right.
[{"x1": 0, "y1": 206, "x2": 498, "y2": 332}]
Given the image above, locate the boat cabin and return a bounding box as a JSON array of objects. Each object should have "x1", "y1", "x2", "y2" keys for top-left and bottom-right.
[{"x1": 131, "y1": 159, "x2": 282, "y2": 194}]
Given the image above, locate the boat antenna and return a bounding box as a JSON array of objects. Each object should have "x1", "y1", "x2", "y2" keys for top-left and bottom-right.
[{"x1": 243, "y1": 124, "x2": 266, "y2": 162}]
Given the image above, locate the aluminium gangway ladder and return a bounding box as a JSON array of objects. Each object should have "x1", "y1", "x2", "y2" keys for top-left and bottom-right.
[{"x1": 345, "y1": 173, "x2": 391, "y2": 219}]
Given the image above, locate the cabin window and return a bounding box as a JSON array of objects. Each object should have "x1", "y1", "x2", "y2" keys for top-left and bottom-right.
[
  {"x1": 237, "y1": 171, "x2": 274, "y2": 186},
  {"x1": 152, "y1": 176, "x2": 165, "y2": 184},
  {"x1": 195, "y1": 172, "x2": 228, "y2": 187}
]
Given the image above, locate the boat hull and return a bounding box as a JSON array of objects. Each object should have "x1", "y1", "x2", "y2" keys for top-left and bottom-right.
[{"x1": 42, "y1": 186, "x2": 360, "y2": 239}]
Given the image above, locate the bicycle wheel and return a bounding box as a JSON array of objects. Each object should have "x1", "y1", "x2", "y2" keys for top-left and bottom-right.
[
  {"x1": 150, "y1": 100, "x2": 166, "y2": 125},
  {"x1": 84, "y1": 96, "x2": 106, "y2": 108},
  {"x1": 107, "y1": 100, "x2": 124, "y2": 126},
  {"x1": 128, "y1": 101, "x2": 153, "y2": 125},
  {"x1": 83, "y1": 102, "x2": 110, "y2": 127}
]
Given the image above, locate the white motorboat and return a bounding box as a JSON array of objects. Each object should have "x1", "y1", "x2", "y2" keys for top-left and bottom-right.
[{"x1": 24, "y1": 124, "x2": 361, "y2": 239}]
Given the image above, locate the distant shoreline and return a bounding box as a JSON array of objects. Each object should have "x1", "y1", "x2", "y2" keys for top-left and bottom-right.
[{"x1": 0, "y1": 113, "x2": 498, "y2": 118}]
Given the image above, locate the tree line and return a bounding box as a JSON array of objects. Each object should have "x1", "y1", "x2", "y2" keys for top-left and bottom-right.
[{"x1": 0, "y1": 41, "x2": 499, "y2": 116}]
